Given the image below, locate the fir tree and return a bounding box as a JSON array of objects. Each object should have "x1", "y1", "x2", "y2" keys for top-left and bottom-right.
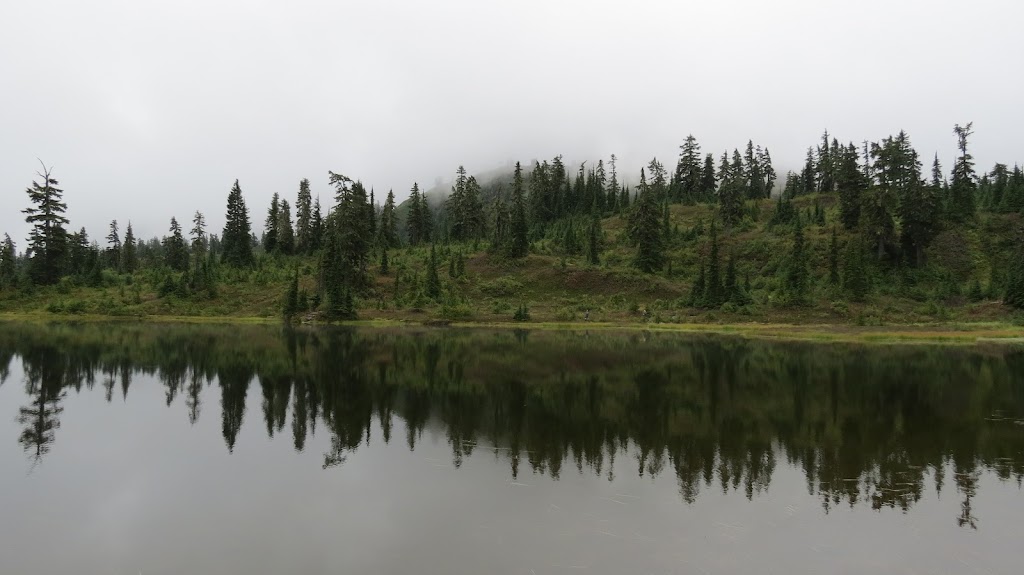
[
  {"x1": 949, "y1": 122, "x2": 977, "y2": 222},
  {"x1": 379, "y1": 248, "x2": 389, "y2": 275},
  {"x1": 632, "y1": 173, "x2": 664, "y2": 273},
  {"x1": 264, "y1": 192, "x2": 280, "y2": 253},
  {"x1": 507, "y1": 162, "x2": 529, "y2": 258},
  {"x1": 309, "y1": 197, "x2": 323, "y2": 252},
  {"x1": 164, "y1": 217, "x2": 190, "y2": 272},
  {"x1": 23, "y1": 163, "x2": 69, "y2": 285},
  {"x1": 295, "y1": 178, "x2": 313, "y2": 254},
  {"x1": 276, "y1": 199, "x2": 295, "y2": 255},
  {"x1": 837, "y1": 143, "x2": 865, "y2": 229},
  {"x1": 222, "y1": 180, "x2": 254, "y2": 267},
  {"x1": 0, "y1": 234, "x2": 16, "y2": 288},
  {"x1": 122, "y1": 222, "x2": 137, "y2": 274},
  {"x1": 407, "y1": 183, "x2": 428, "y2": 246},
  {"x1": 379, "y1": 189, "x2": 399, "y2": 249},
  {"x1": 700, "y1": 154, "x2": 717, "y2": 202},
  {"x1": 105, "y1": 220, "x2": 121, "y2": 271}
]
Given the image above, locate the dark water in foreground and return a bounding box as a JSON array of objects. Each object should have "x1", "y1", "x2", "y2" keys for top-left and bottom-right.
[{"x1": 1, "y1": 322, "x2": 1023, "y2": 574}]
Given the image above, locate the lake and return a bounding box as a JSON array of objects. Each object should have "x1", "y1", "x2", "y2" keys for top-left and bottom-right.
[{"x1": 0, "y1": 321, "x2": 1022, "y2": 574}]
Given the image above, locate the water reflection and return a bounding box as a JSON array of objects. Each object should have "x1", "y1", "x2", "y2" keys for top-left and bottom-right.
[{"x1": 2, "y1": 321, "x2": 1023, "y2": 528}]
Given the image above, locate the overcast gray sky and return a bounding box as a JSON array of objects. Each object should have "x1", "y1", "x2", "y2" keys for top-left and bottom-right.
[{"x1": 2, "y1": 0, "x2": 1021, "y2": 244}]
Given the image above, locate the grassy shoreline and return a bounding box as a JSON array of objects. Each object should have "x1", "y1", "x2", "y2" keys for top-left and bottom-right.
[{"x1": 2, "y1": 310, "x2": 1023, "y2": 345}]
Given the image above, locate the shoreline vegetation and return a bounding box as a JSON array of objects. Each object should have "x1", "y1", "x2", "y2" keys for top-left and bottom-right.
[
  {"x1": 4, "y1": 127, "x2": 1024, "y2": 339},
  {"x1": 2, "y1": 311, "x2": 1023, "y2": 345}
]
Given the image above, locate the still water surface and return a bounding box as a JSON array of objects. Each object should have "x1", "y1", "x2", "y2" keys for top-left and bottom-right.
[{"x1": 1, "y1": 322, "x2": 1022, "y2": 574}]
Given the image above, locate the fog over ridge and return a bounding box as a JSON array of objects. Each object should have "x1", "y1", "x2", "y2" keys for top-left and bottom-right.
[{"x1": 2, "y1": 0, "x2": 1021, "y2": 243}]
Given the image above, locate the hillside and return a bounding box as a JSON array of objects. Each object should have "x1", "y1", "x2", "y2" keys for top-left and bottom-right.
[{"x1": 2, "y1": 191, "x2": 1021, "y2": 329}]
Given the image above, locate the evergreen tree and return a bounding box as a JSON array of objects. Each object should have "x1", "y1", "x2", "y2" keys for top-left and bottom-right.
[
  {"x1": 895, "y1": 136, "x2": 937, "y2": 267},
  {"x1": 675, "y1": 135, "x2": 703, "y2": 204},
  {"x1": 276, "y1": 199, "x2": 295, "y2": 255},
  {"x1": 379, "y1": 189, "x2": 399, "y2": 249},
  {"x1": 800, "y1": 147, "x2": 816, "y2": 195},
  {"x1": 425, "y1": 244, "x2": 441, "y2": 301},
  {"x1": 949, "y1": 122, "x2": 977, "y2": 222},
  {"x1": 117, "y1": 223, "x2": 134, "y2": 274},
  {"x1": 631, "y1": 175, "x2": 664, "y2": 273},
  {"x1": 164, "y1": 217, "x2": 190, "y2": 272},
  {"x1": 189, "y1": 211, "x2": 206, "y2": 278},
  {"x1": 0, "y1": 234, "x2": 16, "y2": 288},
  {"x1": 700, "y1": 153, "x2": 717, "y2": 202},
  {"x1": 717, "y1": 151, "x2": 745, "y2": 226},
  {"x1": 705, "y1": 220, "x2": 723, "y2": 307},
  {"x1": 689, "y1": 260, "x2": 706, "y2": 307},
  {"x1": 507, "y1": 162, "x2": 529, "y2": 258},
  {"x1": 264, "y1": 192, "x2": 280, "y2": 253},
  {"x1": 379, "y1": 248, "x2": 389, "y2": 275},
  {"x1": 724, "y1": 252, "x2": 738, "y2": 303},
  {"x1": 222, "y1": 180, "x2": 254, "y2": 267},
  {"x1": 407, "y1": 183, "x2": 428, "y2": 246},
  {"x1": 489, "y1": 197, "x2": 509, "y2": 254},
  {"x1": 284, "y1": 269, "x2": 299, "y2": 319},
  {"x1": 783, "y1": 214, "x2": 810, "y2": 304},
  {"x1": 295, "y1": 178, "x2": 313, "y2": 254},
  {"x1": 23, "y1": 163, "x2": 69, "y2": 285},
  {"x1": 309, "y1": 197, "x2": 323, "y2": 252},
  {"x1": 842, "y1": 239, "x2": 870, "y2": 301},
  {"x1": 325, "y1": 172, "x2": 373, "y2": 292},
  {"x1": 1005, "y1": 245, "x2": 1024, "y2": 309},
  {"x1": 828, "y1": 227, "x2": 840, "y2": 286},
  {"x1": 106, "y1": 220, "x2": 121, "y2": 271},
  {"x1": 587, "y1": 209, "x2": 602, "y2": 265},
  {"x1": 837, "y1": 143, "x2": 865, "y2": 229}
]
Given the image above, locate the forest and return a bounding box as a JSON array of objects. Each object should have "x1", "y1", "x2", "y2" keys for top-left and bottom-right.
[{"x1": 3, "y1": 123, "x2": 1024, "y2": 326}]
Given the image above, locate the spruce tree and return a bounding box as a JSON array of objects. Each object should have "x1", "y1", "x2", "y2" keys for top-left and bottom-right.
[
  {"x1": 222, "y1": 180, "x2": 254, "y2": 267},
  {"x1": 724, "y1": 252, "x2": 738, "y2": 303},
  {"x1": 23, "y1": 163, "x2": 69, "y2": 285},
  {"x1": 379, "y1": 248, "x2": 389, "y2": 275}
]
